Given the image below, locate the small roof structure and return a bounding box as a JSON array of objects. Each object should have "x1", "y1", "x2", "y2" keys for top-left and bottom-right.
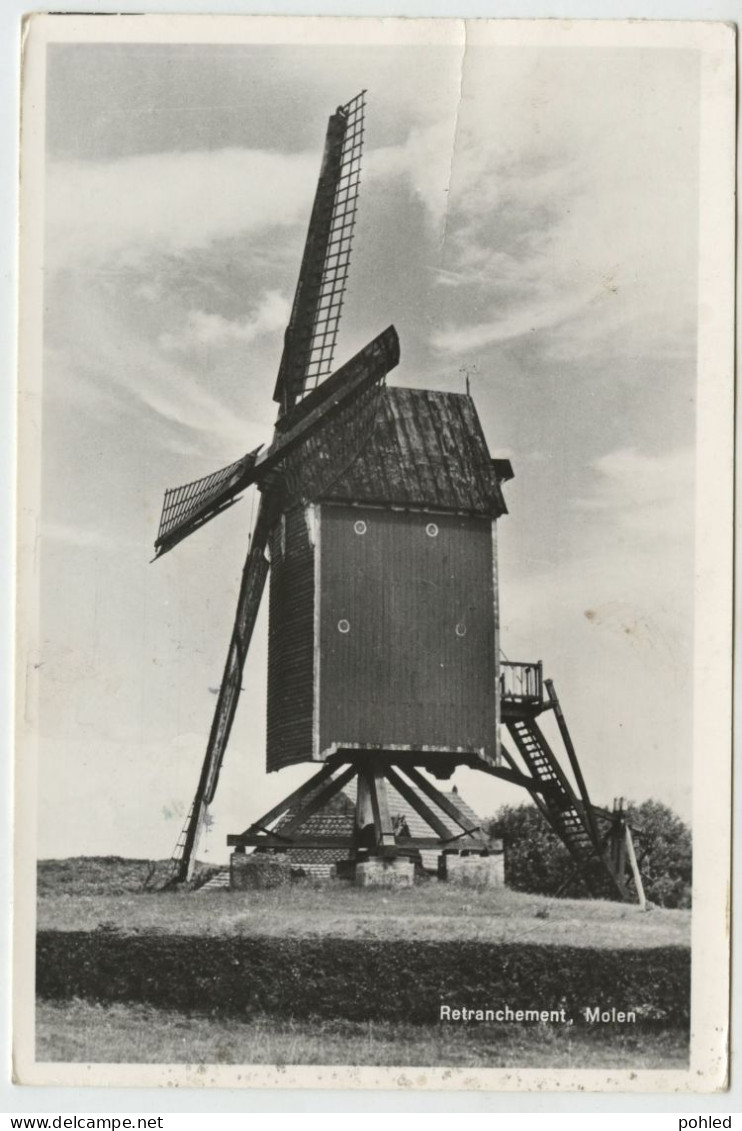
[{"x1": 268, "y1": 778, "x2": 497, "y2": 877}]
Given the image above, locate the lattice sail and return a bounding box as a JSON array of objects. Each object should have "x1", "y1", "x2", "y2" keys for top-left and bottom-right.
[
  {"x1": 155, "y1": 450, "x2": 257, "y2": 557},
  {"x1": 303, "y1": 92, "x2": 365, "y2": 392},
  {"x1": 274, "y1": 91, "x2": 366, "y2": 410}
]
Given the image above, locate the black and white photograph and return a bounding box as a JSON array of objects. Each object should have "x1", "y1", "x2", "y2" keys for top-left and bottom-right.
[{"x1": 14, "y1": 15, "x2": 734, "y2": 1092}]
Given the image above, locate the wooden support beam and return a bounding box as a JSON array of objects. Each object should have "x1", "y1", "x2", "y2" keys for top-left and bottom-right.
[
  {"x1": 543, "y1": 679, "x2": 602, "y2": 850},
  {"x1": 612, "y1": 820, "x2": 627, "y2": 878},
  {"x1": 236, "y1": 761, "x2": 338, "y2": 838},
  {"x1": 471, "y1": 754, "x2": 554, "y2": 796},
  {"x1": 625, "y1": 826, "x2": 647, "y2": 910},
  {"x1": 384, "y1": 765, "x2": 453, "y2": 840},
  {"x1": 229, "y1": 834, "x2": 357, "y2": 849},
  {"x1": 402, "y1": 765, "x2": 479, "y2": 834},
  {"x1": 226, "y1": 834, "x2": 456, "y2": 850},
  {"x1": 396, "y1": 837, "x2": 470, "y2": 851},
  {"x1": 364, "y1": 763, "x2": 396, "y2": 849},
  {"x1": 277, "y1": 763, "x2": 357, "y2": 839}
]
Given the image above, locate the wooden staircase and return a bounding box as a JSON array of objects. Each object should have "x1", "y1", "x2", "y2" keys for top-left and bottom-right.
[
  {"x1": 507, "y1": 718, "x2": 596, "y2": 859},
  {"x1": 499, "y1": 663, "x2": 637, "y2": 901}
]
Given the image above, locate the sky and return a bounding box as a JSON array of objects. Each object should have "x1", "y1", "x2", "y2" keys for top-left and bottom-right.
[{"x1": 34, "y1": 31, "x2": 700, "y2": 862}]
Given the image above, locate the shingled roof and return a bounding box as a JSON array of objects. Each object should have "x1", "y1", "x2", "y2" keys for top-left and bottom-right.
[
  {"x1": 268, "y1": 779, "x2": 495, "y2": 876},
  {"x1": 317, "y1": 387, "x2": 509, "y2": 517}
]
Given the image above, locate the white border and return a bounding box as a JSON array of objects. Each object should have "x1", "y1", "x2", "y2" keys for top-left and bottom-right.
[{"x1": 6, "y1": 6, "x2": 737, "y2": 1113}]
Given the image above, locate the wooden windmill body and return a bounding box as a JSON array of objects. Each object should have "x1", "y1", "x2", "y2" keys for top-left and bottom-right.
[
  {"x1": 153, "y1": 93, "x2": 644, "y2": 902},
  {"x1": 267, "y1": 387, "x2": 507, "y2": 775}
]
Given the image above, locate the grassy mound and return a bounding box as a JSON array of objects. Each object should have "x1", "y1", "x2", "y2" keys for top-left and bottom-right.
[
  {"x1": 38, "y1": 881, "x2": 690, "y2": 949},
  {"x1": 37, "y1": 857, "x2": 219, "y2": 897}
]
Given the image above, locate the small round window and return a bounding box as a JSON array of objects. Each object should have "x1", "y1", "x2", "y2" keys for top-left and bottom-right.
[
  {"x1": 337, "y1": 619, "x2": 351, "y2": 634},
  {"x1": 426, "y1": 523, "x2": 439, "y2": 538},
  {"x1": 353, "y1": 520, "x2": 367, "y2": 535},
  {"x1": 455, "y1": 623, "x2": 467, "y2": 637}
]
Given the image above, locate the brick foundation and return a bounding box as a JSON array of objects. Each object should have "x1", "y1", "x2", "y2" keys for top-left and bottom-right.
[
  {"x1": 354, "y1": 857, "x2": 415, "y2": 888},
  {"x1": 439, "y1": 853, "x2": 505, "y2": 887},
  {"x1": 230, "y1": 853, "x2": 292, "y2": 890}
]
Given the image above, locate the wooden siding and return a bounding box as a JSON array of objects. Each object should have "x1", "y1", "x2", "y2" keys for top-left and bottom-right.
[
  {"x1": 491, "y1": 519, "x2": 501, "y2": 766},
  {"x1": 266, "y1": 506, "x2": 317, "y2": 772},
  {"x1": 318, "y1": 387, "x2": 508, "y2": 517},
  {"x1": 318, "y1": 504, "x2": 497, "y2": 760}
]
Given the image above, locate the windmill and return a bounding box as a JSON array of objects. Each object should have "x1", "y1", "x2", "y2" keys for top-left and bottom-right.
[{"x1": 153, "y1": 92, "x2": 644, "y2": 903}]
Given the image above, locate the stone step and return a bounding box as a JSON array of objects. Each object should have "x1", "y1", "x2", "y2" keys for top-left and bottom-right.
[{"x1": 196, "y1": 869, "x2": 230, "y2": 892}]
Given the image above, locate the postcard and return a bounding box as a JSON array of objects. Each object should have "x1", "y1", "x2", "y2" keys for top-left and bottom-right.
[{"x1": 13, "y1": 14, "x2": 735, "y2": 1093}]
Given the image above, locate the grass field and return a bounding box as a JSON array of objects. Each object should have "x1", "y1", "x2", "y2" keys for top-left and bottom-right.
[
  {"x1": 36, "y1": 858, "x2": 691, "y2": 1070},
  {"x1": 38, "y1": 876, "x2": 690, "y2": 949},
  {"x1": 36, "y1": 1000, "x2": 690, "y2": 1069}
]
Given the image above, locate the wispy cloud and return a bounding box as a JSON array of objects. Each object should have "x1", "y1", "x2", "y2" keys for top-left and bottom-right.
[
  {"x1": 431, "y1": 286, "x2": 593, "y2": 353},
  {"x1": 44, "y1": 271, "x2": 269, "y2": 462},
  {"x1": 159, "y1": 290, "x2": 290, "y2": 353},
  {"x1": 365, "y1": 52, "x2": 700, "y2": 373},
  {"x1": 578, "y1": 447, "x2": 695, "y2": 547},
  {"x1": 503, "y1": 445, "x2": 695, "y2": 675},
  {"x1": 45, "y1": 147, "x2": 319, "y2": 271},
  {"x1": 500, "y1": 444, "x2": 696, "y2": 815},
  {"x1": 367, "y1": 118, "x2": 460, "y2": 234}
]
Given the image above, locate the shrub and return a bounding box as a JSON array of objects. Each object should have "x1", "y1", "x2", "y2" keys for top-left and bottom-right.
[
  {"x1": 486, "y1": 800, "x2": 691, "y2": 908},
  {"x1": 36, "y1": 931, "x2": 690, "y2": 1026}
]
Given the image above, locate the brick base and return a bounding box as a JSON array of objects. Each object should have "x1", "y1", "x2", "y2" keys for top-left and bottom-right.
[
  {"x1": 439, "y1": 853, "x2": 505, "y2": 887},
  {"x1": 230, "y1": 853, "x2": 292, "y2": 890},
  {"x1": 355, "y1": 857, "x2": 415, "y2": 888}
]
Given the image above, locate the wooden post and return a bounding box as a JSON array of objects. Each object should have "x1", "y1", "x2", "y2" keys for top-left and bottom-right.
[
  {"x1": 235, "y1": 761, "x2": 337, "y2": 839},
  {"x1": 366, "y1": 762, "x2": 396, "y2": 850},
  {"x1": 625, "y1": 826, "x2": 647, "y2": 910},
  {"x1": 614, "y1": 823, "x2": 627, "y2": 879},
  {"x1": 543, "y1": 678, "x2": 602, "y2": 850},
  {"x1": 355, "y1": 768, "x2": 375, "y2": 853}
]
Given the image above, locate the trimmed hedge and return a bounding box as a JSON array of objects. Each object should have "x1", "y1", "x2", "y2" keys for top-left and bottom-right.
[{"x1": 37, "y1": 931, "x2": 690, "y2": 1026}]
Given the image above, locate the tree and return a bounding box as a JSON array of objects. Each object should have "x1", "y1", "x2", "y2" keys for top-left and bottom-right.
[
  {"x1": 486, "y1": 804, "x2": 578, "y2": 896},
  {"x1": 627, "y1": 799, "x2": 692, "y2": 909},
  {"x1": 485, "y1": 799, "x2": 691, "y2": 907}
]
